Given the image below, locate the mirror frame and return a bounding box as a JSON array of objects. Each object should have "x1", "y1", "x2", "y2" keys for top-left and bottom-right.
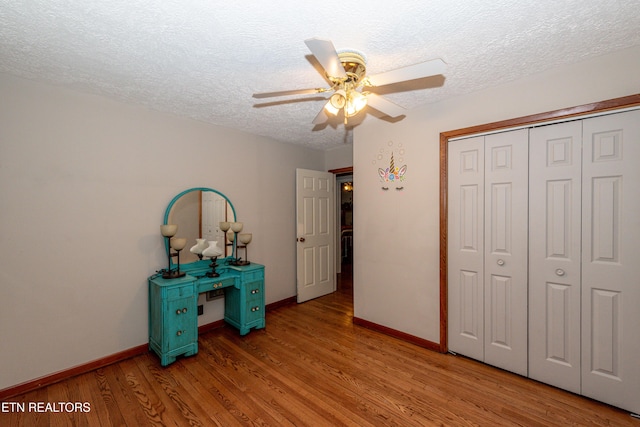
[{"x1": 163, "y1": 187, "x2": 236, "y2": 272}]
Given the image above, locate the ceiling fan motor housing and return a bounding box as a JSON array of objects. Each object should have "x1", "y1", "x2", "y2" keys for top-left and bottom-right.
[
  {"x1": 321, "y1": 49, "x2": 369, "y2": 119},
  {"x1": 336, "y1": 49, "x2": 367, "y2": 83}
]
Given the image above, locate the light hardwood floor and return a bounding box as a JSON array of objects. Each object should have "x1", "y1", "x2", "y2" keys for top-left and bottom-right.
[{"x1": 2, "y1": 266, "x2": 637, "y2": 426}]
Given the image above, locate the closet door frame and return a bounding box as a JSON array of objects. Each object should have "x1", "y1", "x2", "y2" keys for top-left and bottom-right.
[{"x1": 439, "y1": 94, "x2": 640, "y2": 352}]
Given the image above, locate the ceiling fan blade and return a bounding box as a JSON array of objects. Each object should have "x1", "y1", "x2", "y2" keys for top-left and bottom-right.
[
  {"x1": 312, "y1": 104, "x2": 330, "y2": 124},
  {"x1": 367, "y1": 58, "x2": 446, "y2": 87},
  {"x1": 304, "y1": 38, "x2": 347, "y2": 79},
  {"x1": 366, "y1": 93, "x2": 406, "y2": 117},
  {"x1": 253, "y1": 88, "x2": 325, "y2": 99}
]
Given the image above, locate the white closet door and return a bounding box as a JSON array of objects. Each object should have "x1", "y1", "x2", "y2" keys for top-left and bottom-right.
[
  {"x1": 529, "y1": 121, "x2": 582, "y2": 393},
  {"x1": 448, "y1": 130, "x2": 528, "y2": 375},
  {"x1": 448, "y1": 136, "x2": 485, "y2": 361},
  {"x1": 483, "y1": 130, "x2": 529, "y2": 376},
  {"x1": 581, "y1": 109, "x2": 640, "y2": 414}
]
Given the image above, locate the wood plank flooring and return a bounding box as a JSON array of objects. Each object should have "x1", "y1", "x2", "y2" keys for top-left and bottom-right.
[{"x1": 2, "y1": 266, "x2": 637, "y2": 426}]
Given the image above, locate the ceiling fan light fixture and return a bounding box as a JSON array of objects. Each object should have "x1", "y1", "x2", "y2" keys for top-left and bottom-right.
[
  {"x1": 253, "y1": 38, "x2": 446, "y2": 126},
  {"x1": 345, "y1": 90, "x2": 367, "y2": 117},
  {"x1": 324, "y1": 89, "x2": 346, "y2": 116},
  {"x1": 329, "y1": 90, "x2": 346, "y2": 109},
  {"x1": 324, "y1": 101, "x2": 340, "y2": 116}
]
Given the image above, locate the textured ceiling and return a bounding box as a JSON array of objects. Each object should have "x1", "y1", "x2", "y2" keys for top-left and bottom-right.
[{"x1": 1, "y1": 1, "x2": 639, "y2": 150}]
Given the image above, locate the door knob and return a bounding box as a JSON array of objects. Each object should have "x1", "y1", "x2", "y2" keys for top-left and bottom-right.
[{"x1": 297, "y1": 237, "x2": 306, "y2": 242}]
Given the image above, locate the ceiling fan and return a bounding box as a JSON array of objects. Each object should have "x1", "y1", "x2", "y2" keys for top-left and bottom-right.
[{"x1": 253, "y1": 38, "x2": 446, "y2": 125}]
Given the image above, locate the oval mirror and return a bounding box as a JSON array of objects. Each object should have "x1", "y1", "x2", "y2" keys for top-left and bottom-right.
[{"x1": 163, "y1": 187, "x2": 236, "y2": 265}]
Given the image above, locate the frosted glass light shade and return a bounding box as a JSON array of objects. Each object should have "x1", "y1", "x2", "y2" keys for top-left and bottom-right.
[
  {"x1": 190, "y1": 238, "x2": 208, "y2": 255},
  {"x1": 330, "y1": 90, "x2": 346, "y2": 109},
  {"x1": 324, "y1": 101, "x2": 340, "y2": 116},
  {"x1": 345, "y1": 91, "x2": 367, "y2": 117},
  {"x1": 202, "y1": 241, "x2": 223, "y2": 258},
  {"x1": 219, "y1": 222, "x2": 231, "y2": 232},
  {"x1": 239, "y1": 233, "x2": 252, "y2": 245},
  {"x1": 325, "y1": 90, "x2": 346, "y2": 115},
  {"x1": 170, "y1": 237, "x2": 187, "y2": 251},
  {"x1": 227, "y1": 231, "x2": 235, "y2": 242},
  {"x1": 230, "y1": 222, "x2": 243, "y2": 233},
  {"x1": 160, "y1": 224, "x2": 178, "y2": 237}
]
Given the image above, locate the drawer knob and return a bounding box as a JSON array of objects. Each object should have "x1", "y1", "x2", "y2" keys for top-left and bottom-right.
[
  {"x1": 251, "y1": 306, "x2": 260, "y2": 312},
  {"x1": 251, "y1": 289, "x2": 259, "y2": 294},
  {"x1": 176, "y1": 330, "x2": 182, "y2": 336},
  {"x1": 555, "y1": 268, "x2": 566, "y2": 277},
  {"x1": 497, "y1": 259, "x2": 505, "y2": 266},
  {"x1": 176, "y1": 309, "x2": 181, "y2": 315},
  {"x1": 182, "y1": 308, "x2": 187, "y2": 313}
]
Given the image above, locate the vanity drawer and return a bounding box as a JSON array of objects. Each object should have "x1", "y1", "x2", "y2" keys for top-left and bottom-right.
[
  {"x1": 165, "y1": 284, "x2": 194, "y2": 300},
  {"x1": 199, "y1": 277, "x2": 234, "y2": 293},
  {"x1": 246, "y1": 303, "x2": 263, "y2": 322},
  {"x1": 241, "y1": 270, "x2": 264, "y2": 282},
  {"x1": 246, "y1": 283, "x2": 263, "y2": 302}
]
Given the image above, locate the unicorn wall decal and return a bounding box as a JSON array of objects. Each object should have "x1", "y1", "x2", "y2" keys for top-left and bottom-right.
[{"x1": 378, "y1": 152, "x2": 407, "y2": 190}]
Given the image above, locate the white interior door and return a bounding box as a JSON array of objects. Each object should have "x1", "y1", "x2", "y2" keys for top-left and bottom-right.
[
  {"x1": 201, "y1": 191, "x2": 226, "y2": 243},
  {"x1": 483, "y1": 130, "x2": 529, "y2": 376},
  {"x1": 296, "y1": 169, "x2": 336, "y2": 303},
  {"x1": 581, "y1": 110, "x2": 640, "y2": 414},
  {"x1": 448, "y1": 136, "x2": 486, "y2": 361},
  {"x1": 529, "y1": 121, "x2": 582, "y2": 393}
]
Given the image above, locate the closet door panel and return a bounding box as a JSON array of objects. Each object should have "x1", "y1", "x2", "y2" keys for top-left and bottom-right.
[
  {"x1": 448, "y1": 136, "x2": 485, "y2": 360},
  {"x1": 581, "y1": 110, "x2": 640, "y2": 414},
  {"x1": 529, "y1": 122, "x2": 582, "y2": 393},
  {"x1": 483, "y1": 129, "x2": 529, "y2": 376}
]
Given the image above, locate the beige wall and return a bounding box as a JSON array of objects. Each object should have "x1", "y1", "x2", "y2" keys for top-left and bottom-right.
[
  {"x1": 2, "y1": 43, "x2": 637, "y2": 390},
  {"x1": 324, "y1": 143, "x2": 353, "y2": 171},
  {"x1": 353, "y1": 45, "x2": 640, "y2": 343},
  {"x1": 0, "y1": 74, "x2": 325, "y2": 390}
]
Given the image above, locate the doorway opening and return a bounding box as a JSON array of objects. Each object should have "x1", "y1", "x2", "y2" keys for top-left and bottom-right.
[
  {"x1": 332, "y1": 167, "x2": 353, "y2": 281},
  {"x1": 339, "y1": 177, "x2": 353, "y2": 266}
]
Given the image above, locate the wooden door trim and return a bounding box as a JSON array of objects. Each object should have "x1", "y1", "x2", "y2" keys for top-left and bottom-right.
[
  {"x1": 439, "y1": 93, "x2": 640, "y2": 353},
  {"x1": 329, "y1": 166, "x2": 353, "y2": 175}
]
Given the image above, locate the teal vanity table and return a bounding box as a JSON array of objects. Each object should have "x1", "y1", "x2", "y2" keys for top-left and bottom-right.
[{"x1": 148, "y1": 188, "x2": 265, "y2": 366}]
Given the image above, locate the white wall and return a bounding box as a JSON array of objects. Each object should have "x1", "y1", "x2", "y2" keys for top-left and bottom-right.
[
  {"x1": 0, "y1": 74, "x2": 325, "y2": 390},
  {"x1": 353, "y1": 45, "x2": 640, "y2": 343},
  {"x1": 324, "y1": 143, "x2": 353, "y2": 171}
]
